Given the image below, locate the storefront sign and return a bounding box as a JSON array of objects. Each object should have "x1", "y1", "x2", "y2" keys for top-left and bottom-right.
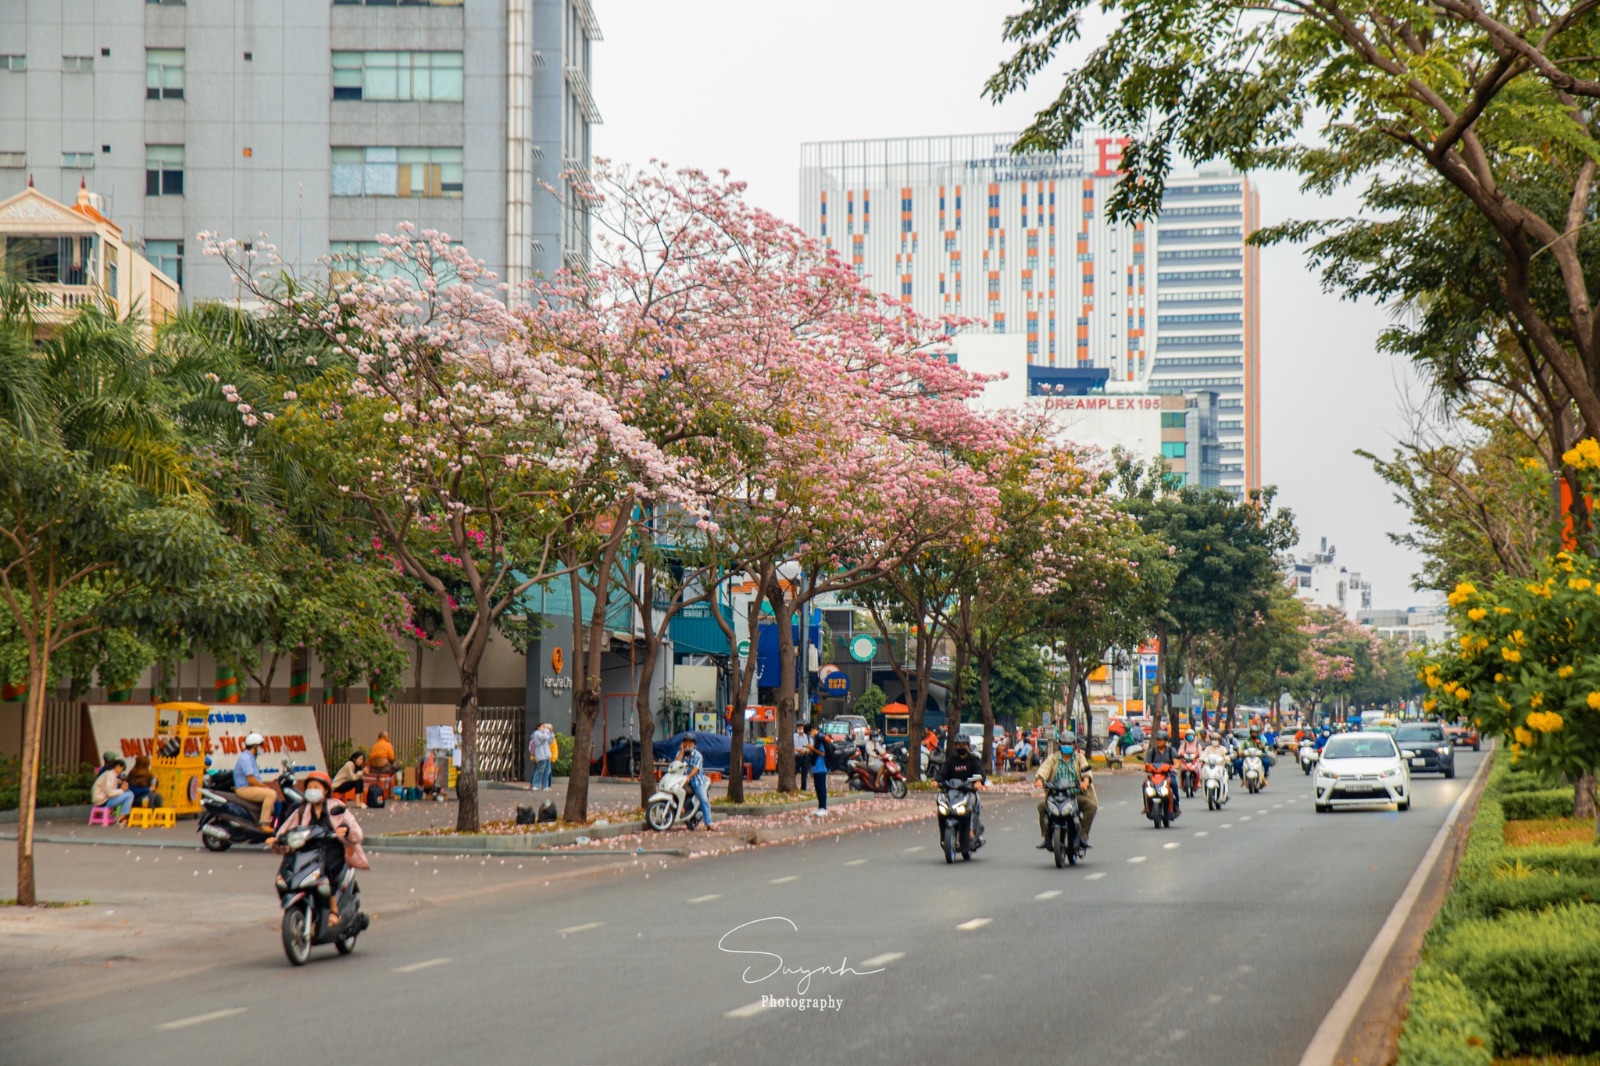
[{"x1": 87, "y1": 704, "x2": 327, "y2": 776}]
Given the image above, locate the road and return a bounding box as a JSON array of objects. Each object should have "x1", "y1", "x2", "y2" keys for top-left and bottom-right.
[{"x1": 3, "y1": 749, "x2": 1486, "y2": 1066}]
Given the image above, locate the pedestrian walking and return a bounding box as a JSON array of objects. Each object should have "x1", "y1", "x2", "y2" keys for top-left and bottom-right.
[
  {"x1": 528, "y1": 722, "x2": 555, "y2": 791},
  {"x1": 805, "y1": 724, "x2": 831, "y2": 814}
]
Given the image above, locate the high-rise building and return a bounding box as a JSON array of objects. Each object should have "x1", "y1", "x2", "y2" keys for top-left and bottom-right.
[
  {"x1": 798, "y1": 132, "x2": 1262, "y2": 495},
  {"x1": 0, "y1": 0, "x2": 600, "y2": 302},
  {"x1": 1290, "y1": 537, "x2": 1373, "y2": 621}
]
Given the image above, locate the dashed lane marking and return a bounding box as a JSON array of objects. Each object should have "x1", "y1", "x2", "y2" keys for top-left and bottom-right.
[
  {"x1": 1084, "y1": 872, "x2": 1107, "y2": 881},
  {"x1": 860, "y1": 952, "x2": 905, "y2": 968},
  {"x1": 770, "y1": 876, "x2": 800, "y2": 884},
  {"x1": 844, "y1": 859, "x2": 868, "y2": 866},
  {"x1": 956, "y1": 918, "x2": 992, "y2": 931},
  {"x1": 904, "y1": 846, "x2": 925, "y2": 853},
  {"x1": 393, "y1": 958, "x2": 452, "y2": 974},
  {"x1": 688, "y1": 894, "x2": 721, "y2": 903},
  {"x1": 726, "y1": 1001, "x2": 774, "y2": 1019},
  {"x1": 155, "y1": 1008, "x2": 247, "y2": 1031},
  {"x1": 1163, "y1": 842, "x2": 1181, "y2": 850},
  {"x1": 1035, "y1": 890, "x2": 1062, "y2": 900},
  {"x1": 559, "y1": 922, "x2": 604, "y2": 934},
  {"x1": 1194, "y1": 831, "x2": 1209, "y2": 837},
  {"x1": 1127, "y1": 856, "x2": 1148, "y2": 864}
]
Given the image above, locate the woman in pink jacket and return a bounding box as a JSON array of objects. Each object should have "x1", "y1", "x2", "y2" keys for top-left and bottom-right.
[{"x1": 269, "y1": 770, "x2": 368, "y2": 921}]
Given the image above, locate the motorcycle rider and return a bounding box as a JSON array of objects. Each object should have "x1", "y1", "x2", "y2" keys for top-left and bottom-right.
[
  {"x1": 679, "y1": 734, "x2": 714, "y2": 830},
  {"x1": 860, "y1": 730, "x2": 889, "y2": 791},
  {"x1": 268, "y1": 769, "x2": 365, "y2": 923},
  {"x1": 1034, "y1": 732, "x2": 1096, "y2": 849},
  {"x1": 941, "y1": 739, "x2": 986, "y2": 844},
  {"x1": 1247, "y1": 727, "x2": 1274, "y2": 783},
  {"x1": 1145, "y1": 730, "x2": 1180, "y2": 818},
  {"x1": 233, "y1": 733, "x2": 278, "y2": 834}
]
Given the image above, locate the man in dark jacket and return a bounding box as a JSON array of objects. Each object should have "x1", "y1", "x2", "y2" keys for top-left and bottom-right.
[
  {"x1": 940, "y1": 739, "x2": 987, "y2": 843},
  {"x1": 1146, "y1": 731, "x2": 1181, "y2": 816}
]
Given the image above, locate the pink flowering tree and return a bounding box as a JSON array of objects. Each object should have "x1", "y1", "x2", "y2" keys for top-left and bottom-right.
[{"x1": 203, "y1": 229, "x2": 689, "y2": 832}]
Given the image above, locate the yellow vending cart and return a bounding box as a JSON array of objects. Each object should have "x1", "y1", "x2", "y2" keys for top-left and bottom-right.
[{"x1": 151, "y1": 702, "x2": 211, "y2": 816}]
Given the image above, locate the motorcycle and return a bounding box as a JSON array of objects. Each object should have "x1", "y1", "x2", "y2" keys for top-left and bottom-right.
[
  {"x1": 1178, "y1": 753, "x2": 1200, "y2": 798},
  {"x1": 1043, "y1": 783, "x2": 1086, "y2": 868},
  {"x1": 1143, "y1": 764, "x2": 1176, "y2": 828},
  {"x1": 198, "y1": 759, "x2": 301, "y2": 852},
  {"x1": 1241, "y1": 747, "x2": 1266, "y2": 794},
  {"x1": 1299, "y1": 738, "x2": 1319, "y2": 775},
  {"x1": 935, "y1": 776, "x2": 983, "y2": 863},
  {"x1": 645, "y1": 759, "x2": 707, "y2": 831},
  {"x1": 274, "y1": 822, "x2": 369, "y2": 966},
  {"x1": 1201, "y1": 751, "x2": 1230, "y2": 810},
  {"x1": 846, "y1": 750, "x2": 908, "y2": 798}
]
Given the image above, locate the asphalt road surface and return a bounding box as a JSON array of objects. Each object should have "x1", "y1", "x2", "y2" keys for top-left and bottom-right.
[{"x1": 5, "y1": 749, "x2": 1486, "y2": 1066}]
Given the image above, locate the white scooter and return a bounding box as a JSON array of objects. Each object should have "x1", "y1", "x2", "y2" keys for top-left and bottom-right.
[
  {"x1": 1299, "y1": 738, "x2": 1318, "y2": 775},
  {"x1": 646, "y1": 760, "x2": 707, "y2": 831},
  {"x1": 1201, "y1": 751, "x2": 1230, "y2": 810},
  {"x1": 1241, "y1": 746, "x2": 1266, "y2": 794}
]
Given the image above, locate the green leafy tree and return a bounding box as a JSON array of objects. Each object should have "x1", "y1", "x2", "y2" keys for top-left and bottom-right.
[
  {"x1": 0, "y1": 428, "x2": 263, "y2": 905},
  {"x1": 1196, "y1": 582, "x2": 1309, "y2": 725},
  {"x1": 852, "y1": 683, "x2": 887, "y2": 729}
]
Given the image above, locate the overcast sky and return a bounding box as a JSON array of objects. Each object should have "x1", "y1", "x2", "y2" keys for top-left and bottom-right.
[{"x1": 592, "y1": 0, "x2": 1431, "y2": 610}]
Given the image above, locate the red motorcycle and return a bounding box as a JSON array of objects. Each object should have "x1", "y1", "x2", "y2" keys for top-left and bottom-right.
[
  {"x1": 847, "y1": 750, "x2": 908, "y2": 799},
  {"x1": 1177, "y1": 753, "x2": 1200, "y2": 798},
  {"x1": 1143, "y1": 764, "x2": 1177, "y2": 828}
]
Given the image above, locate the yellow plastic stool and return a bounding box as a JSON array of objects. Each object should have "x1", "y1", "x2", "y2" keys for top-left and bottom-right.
[
  {"x1": 149, "y1": 808, "x2": 177, "y2": 828},
  {"x1": 125, "y1": 808, "x2": 153, "y2": 828}
]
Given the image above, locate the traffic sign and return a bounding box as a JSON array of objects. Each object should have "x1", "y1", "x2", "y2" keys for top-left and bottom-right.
[
  {"x1": 848, "y1": 634, "x2": 878, "y2": 662},
  {"x1": 736, "y1": 639, "x2": 752, "y2": 657}
]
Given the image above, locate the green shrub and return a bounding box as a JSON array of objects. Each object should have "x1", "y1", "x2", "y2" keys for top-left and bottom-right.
[
  {"x1": 1502, "y1": 788, "x2": 1577, "y2": 821},
  {"x1": 1457, "y1": 788, "x2": 1509, "y2": 885},
  {"x1": 1512, "y1": 844, "x2": 1600, "y2": 879},
  {"x1": 1454, "y1": 869, "x2": 1600, "y2": 920},
  {"x1": 1436, "y1": 904, "x2": 1600, "y2": 1055},
  {"x1": 1499, "y1": 771, "x2": 1559, "y2": 795},
  {"x1": 1396, "y1": 962, "x2": 1494, "y2": 1066}
]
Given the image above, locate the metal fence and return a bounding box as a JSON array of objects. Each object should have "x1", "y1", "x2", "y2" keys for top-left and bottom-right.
[
  {"x1": 43, "y1": 701, "x2": 85, "y2": 774},
  {"x1": 475, "y1": 705, "x2": 525, "y2": 782}
]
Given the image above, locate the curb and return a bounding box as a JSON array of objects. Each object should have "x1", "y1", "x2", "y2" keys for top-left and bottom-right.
[
  {"x1": 0, "y1": 804, "x2": 96, "y2": 825},
  {"x1": 1296, "y1": 749, "x2": 1496, "y2": 1066},
  {"x1": 371, "y1": 817, "x2": 649, "y2": 853}
]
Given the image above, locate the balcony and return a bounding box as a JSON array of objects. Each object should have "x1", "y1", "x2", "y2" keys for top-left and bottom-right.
[{"x1": 28, "y1": 282, "x2": 110, "y2": 321}]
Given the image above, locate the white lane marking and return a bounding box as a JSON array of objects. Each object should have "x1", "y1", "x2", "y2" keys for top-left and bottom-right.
[
  {"x1": 844, "y1": 859, "x2": 868, "y2": 866},
  {"x1": 1297, "y1": 748, "x2": 1493, "y2": 1066},
  {"x1": 1084, "y1": 872, "x2": 1107, "y2": 881},
  {"x1": 1240, "y1": 816, "x2": 1253, "y2": 822},
  {"x1": 956, "y1": 918, "x2": 992, "y2": 931},
  {"x1": 904, "y1": 846, "x2": 925, "y2": 853},
  {"x1": 1258, "y1": 809, "x2": 1269, "y2": 814},
  {"x1": 688, "y1": 894, "x2": 721, "y2": 903},
  {"x1": 1219, "y1": 823, "x2": 1233, "y2": 829},
  {"x1": 1194, "y1": 831, "x2": 1209, "y2": 838},
  {"x1": 559, "y1": 921, "x2": 604, "y2": 934},
  {"x1": 1163, "y1": 842, "x2": 1181, "y2": 850},
  {"x1": 860, "y1": 952, "x2": 905, "y2": 967},
  {"x1": 1127, "y1": 856, "x2": 1148, "y2": 864},
  {"x1": 155, "y1": 1008, "x2": 247, "y2": 1031},
  {"x1": 769, "y1": 875, "x2": 800, "y2": 884},
  {"x1": 1273, "y1": 804, "x2": 1284, "y2": 809},
  {"x1": 393, "y1": 958, "x2": 452, "y2": 974},
  {"x1": 1035, "y1": 890, "x2": 1062, "y2": 900},
  {"x1": 726, "y1": 1000, "x2": 774, "y2": 1019}
]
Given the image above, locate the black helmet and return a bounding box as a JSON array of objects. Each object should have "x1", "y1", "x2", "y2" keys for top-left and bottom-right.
[
  {"x1": 1058, "y1": 731, "x2": 1078, "y2": 747},
  {"x1": 1155, "y1": 730, "x2": 1170, "y2": 741}
]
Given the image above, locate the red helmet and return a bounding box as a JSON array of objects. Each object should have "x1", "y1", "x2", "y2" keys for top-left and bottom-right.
[{"x1": 299, "y1": 770, "x2": 332, "y2": 790}]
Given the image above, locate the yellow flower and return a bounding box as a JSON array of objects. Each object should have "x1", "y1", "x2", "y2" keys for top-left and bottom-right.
[
  {"x1": 1527, "y1": 583, "x2": 1553, "y2": 599},
  {"x1": 1457, "y1": 688, "x2": 1471, "y2": 700},
  {"x1": 1511, "y1": 630, "x2": 1526, "y2": 645},
  {"x1": 1467, "y1": 607, "x2": 1488, "y2": 621},
  {"x1": 1448, "y1": 582, "x2": 1478, "y2": 607},
  {"x1": 1502, "y1": 648, "x2": 1522, "y2": 663},
  {"x1": 1513, "y1": 727, "x2": 1534, "y2": 746},
  {"x1": 1588, "y1": 691, "x2": 1600, "y2": 711},
  {"x1": 1521, "y1": 457, "x2": 1544, "y2": 471},
  {"x1": 1422, "y1": 698, "x2": 1437, "y2": 713},
  {"x1": 1495, "y1": 606, "x2": 1512, "y2": 615},
  {"x1": 1559, "y1": 665, "x2": 1575, "y2": 678},
  {"x1": 1572, "y1": 578, "x2": 1594, "y2": 592},
  {"x1": 1529, "y1": 692, "x2": 1545, "y2": 709},
  {"x1": 1497, "y1": 695, "x2": 1512, "y2": 710},
  {"x1": 1494, "y1": 673, "x2": 1505, "y2": 682},
  {"x1": 1562, "y1": 438, "x2": 1600, "y2": 470},
  {"x1": 1527, "y1": 711, "x2": 1565, "y2": 734}
]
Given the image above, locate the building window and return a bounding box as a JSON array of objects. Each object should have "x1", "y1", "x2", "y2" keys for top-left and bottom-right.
[
  {"x1": 3, "y1": 236, "x2": 93, "y2": 285},
  {"x1": 330, "y1": 239, "x2": 462, "y2": 283},
  {"x1": 1161, "y1": 441, "x2": 1188, "y2": 459},
  {"x1": 144, "y1": 239, "x2": 183, "y2": 287},
  {"x1": 61, "y1": 151, "x2": 95, "y2": 169},
  {"x1": 0, "y1": 151, "x2": 23, "y2": 168},
  {"x1": 145, "y1": 145, "x2": 184, "y2": 196},
  {"x1": 146, "y1": 49, "x2": 185, "y2": 99},
  {"x1": 331, "y1": 51, "x2": 464, "y2": 102},
  {"x1": 331, "y1": 146, "x2": 463, "y2": 198},
  {"x1": 1160, "y1": 412, "x2": 1186, "y2": 429},
  {"x1": 62, "y1": 55, "x2": 95, "y2": 73},
  {"x1": 1, "y1": 55, "x2": 26, "y2": 72},
  {"x1": 333, "y1": 0, "x2": 463, "y2": 5}
]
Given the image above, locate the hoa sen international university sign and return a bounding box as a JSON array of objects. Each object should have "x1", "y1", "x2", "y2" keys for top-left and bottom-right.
[{"x1": 86, "y1": 704, "x2": 329, "y2": 777}]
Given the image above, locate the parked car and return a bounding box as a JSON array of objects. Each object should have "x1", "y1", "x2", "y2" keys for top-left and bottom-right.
[
  {"x1": 1444, "y1": 723, "x2": 1481, "y2": 751},
  {"x1": 1395, "y1": 722, "x2": 1455, "y2": 778},
  {"x1": 1314, "y1": 731, "x2": 1412, "y2": 812}
]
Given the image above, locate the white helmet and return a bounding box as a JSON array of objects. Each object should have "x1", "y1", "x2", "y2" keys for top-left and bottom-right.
[{"x1": 244, "y1": 732, "x2": 264, "y2": 749}]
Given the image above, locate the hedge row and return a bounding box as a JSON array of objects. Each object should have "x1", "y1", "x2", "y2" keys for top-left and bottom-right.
[
  {"x1": 1500, "y1": 787, "x2": 1576, "y2": 820},
  {"x1": 1399, "y1": 760, "x2": 1600, "y2": 1061}
]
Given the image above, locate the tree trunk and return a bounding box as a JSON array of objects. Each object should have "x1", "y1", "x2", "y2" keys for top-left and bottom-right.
[
  {"x1": 15, "y1": 655, "x2": 47, "y2": 907},
  {"x1": 716, "y1": 594, "x2": 762, "y2": 805},
  {"x1": 978, "y1": 648, "x2": 996, "y2": 775},
  {"x1": 454, "y1": 672, "x2": 480, "y2": 833},
  {"x1": 634, "y1": 634, "x2": 660, "y2": 811},
  {"x1": 774, "y1": 599, "x2": 799, "y2": 792},
  {"x1": 1575, "y1": 771, "x2": 1597, "y2": 823}
]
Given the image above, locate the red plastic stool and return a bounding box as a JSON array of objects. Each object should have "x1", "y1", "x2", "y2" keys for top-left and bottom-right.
[{"x1": 87, "y1": 806, "x2": 116, "y2": 826}]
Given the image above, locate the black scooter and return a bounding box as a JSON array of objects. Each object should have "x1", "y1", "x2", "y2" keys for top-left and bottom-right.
[
  {"x1": 1043, "y1": 783, "x2": 1086, "y2": 868},
  {"x1": 275, "y1": 822, "x2": 369, "y2": 965},
  {"x1": 198, "y1": 763, "x2": 300, "y2": 852},
  {"x1": 935, "y1": 776, "x2": 984, "y2": 863}
]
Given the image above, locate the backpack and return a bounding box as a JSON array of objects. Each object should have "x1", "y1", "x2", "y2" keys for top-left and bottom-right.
[
  {"x1": 1108, "y1": 718, "x2": 1127, "y2": 736},
  {"x1": 366, "y1": 783, "x2": 386, "y2": 808},
  {"x1": 528, "y1": 733, "x2": 539, "y2": 759},
  {"x1": 549, "y1": 736, "x2": 559, "y2": 762}
]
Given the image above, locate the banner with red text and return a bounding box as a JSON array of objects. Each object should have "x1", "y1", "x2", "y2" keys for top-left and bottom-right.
[{"x1": 87, "y1": 704, "x2": 327, "y2": 777}]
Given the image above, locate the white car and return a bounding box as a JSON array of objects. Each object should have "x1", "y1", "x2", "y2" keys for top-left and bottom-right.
[
  {"x1": 1313, "y1": 731, "x2": 1411, "y2": 813},
  {"x1": 956, "y1": 722, "x2": 989, "y2": 754}
]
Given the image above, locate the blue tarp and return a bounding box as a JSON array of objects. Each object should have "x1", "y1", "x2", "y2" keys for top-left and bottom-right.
[{"x1": 652, "y1": 731, "x2": 766, "y2": 779}]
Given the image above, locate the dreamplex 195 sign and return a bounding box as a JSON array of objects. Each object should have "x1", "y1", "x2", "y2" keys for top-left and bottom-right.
[{"x1": 1042, "y1": 396, "x2": 1163, "y2": 411}]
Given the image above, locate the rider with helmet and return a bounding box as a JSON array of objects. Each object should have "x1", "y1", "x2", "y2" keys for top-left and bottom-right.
[
  {"x1": 267, "y1": 770, "x2": 365, "y2": 923},
  {"x1": 941, "y1": 739, "x2": 987, "y2": 844},
  {"x1": 1145, "y1": 730, "x2": 1181, "y2": 816},
  {"x1": 233, "y1": 732, "x2": 278, "y2": 833},
  {"x1": 1035, "y1": 731, "x2": 1097, "y2": 848}
]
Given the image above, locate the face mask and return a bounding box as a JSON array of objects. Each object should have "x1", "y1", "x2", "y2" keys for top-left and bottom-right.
[
  {"x1": 1062, "y1": 745, "x2": 1075, "y2": 756},
  {"x1": 303, "y1": 788, "x2": 326, "y2": 804}
]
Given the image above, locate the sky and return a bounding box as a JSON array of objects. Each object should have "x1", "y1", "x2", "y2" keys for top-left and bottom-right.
[{"x1": 592, "y1": 0, "x2": 1432, "y2": 610}]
